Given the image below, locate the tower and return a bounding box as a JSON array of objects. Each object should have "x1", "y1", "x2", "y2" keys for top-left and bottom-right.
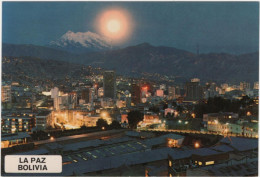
[{"x1": 103, "y1": 70, "x2": 116, "y2": 99}]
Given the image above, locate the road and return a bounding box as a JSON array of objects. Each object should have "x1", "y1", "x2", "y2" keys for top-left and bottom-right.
[{"x1": 34, "y1": 129, "x2": 126, "y2": 145}]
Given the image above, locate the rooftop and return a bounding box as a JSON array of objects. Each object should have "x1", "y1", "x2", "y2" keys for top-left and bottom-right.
[
  {"x1": 2, "y1": 132, "x2": 31, "y2": 141},
  {"x1": 219, "y1": 137, "x2": 258, "y2": 152}
]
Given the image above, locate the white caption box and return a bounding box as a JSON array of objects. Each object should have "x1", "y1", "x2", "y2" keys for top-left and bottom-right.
[{"x1": 5, "y1": 155, "x2": 62, "y2": 173}]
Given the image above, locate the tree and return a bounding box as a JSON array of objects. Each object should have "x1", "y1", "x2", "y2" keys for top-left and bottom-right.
[
  {"x1": 80, "y1": 125, "x2": 87, "y2": 130},
  {"x1": 110, "y1": 120, "x2": 121, "y2": 129},
  {"x1": 149, "y1": 106, "x2": 160, "y2": 113},
  {"x1": 96, "y1": 118, "x2": 108, "y2": 128},
  {"x1": 127, "y1": 110, "x2": 144, "y2": 129},
  {"x1": 176, "y1": 105, "x2": 184, "y2": 114}
]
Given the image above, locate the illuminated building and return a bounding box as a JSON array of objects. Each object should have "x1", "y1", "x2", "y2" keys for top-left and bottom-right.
[
  {"x1": 121, "y1": 114, "x2": 128, "y2": 123},
  {"x1": 164, "y1": 108, "x2": 177, "y2": 117},
  {"x1": 125, "y1": 90, "x2": 131, "y2": 107},
  {"x1": 203, "y1": 112, "x2": 239, "y2": 122},
  {"x1": 89, "y1": 88, "x2": 95, "y2": 107},
  {"x1": 138, "y1": 113, "x2": 161, "y2": 128},
  {"x1": 185, "y1": 79, "x2": 203, "y2": 101},
  {"x1": 191, "y1": 78, "x2": 200, "y2": 82},
  {"x1": 103, "y1": 70, "x2": 116, "y2": 99},
  {"x1": 204, "y1": 83, "x2": 219, "y2": 99},
  {"x1": 116, "y1": 100, "x2": 126, "y2": 108},
  {"x1": 160, "y1": 84, "x2": 166, "y2": 90},
  {"x1": 98, "y1": 87, "x2": 104, "y2": 97},
  {"x1": 101, "y1": 98, "x2": 114, "y2": 108},
  {"x1": 1, "y1": 85, "x2": 11, "y2": 103},
  {"x1": 1, "y1": 113, "x2": 36, "y2": 134},
  {"x1": 240, "y1": 82, "x2": 250, "y2": 91},
  {"x1": 253, "y1": 81, "x2": 259, "y2": 90},
  {"x1": 50, "y1": 87, "x2": 59, "y2": 99},
  {"x1": 36, "y1": 111, "x2": 52, "y2": 130},
  {"x1": 54, "y1": 92, "x2": 78, "y2": 110},
  {"x1": 68, "y1": 92, "x2": 78, "y2": 109},
  {"x1": 141, "y1": 86, "x2": 148, "y2": 97},
  {"x1": 168, "y1": 86, "x2": 176, "y2": 100},
  {"x1": 52, "y1": 110, "x2": 112, "y2": 128},
  {"x1": 156, "y1": 89, "x2": 164, "y2": 97},
  {"x1": 1, "y1": 132, "x2": 30, "y2": 148}
]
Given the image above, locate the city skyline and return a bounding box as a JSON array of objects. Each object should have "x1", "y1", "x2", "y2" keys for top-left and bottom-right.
[{"x1": 1, "y1": 2, "x2": 259, "y2": 176}]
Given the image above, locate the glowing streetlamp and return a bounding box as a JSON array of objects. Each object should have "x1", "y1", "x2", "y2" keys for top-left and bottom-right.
[{"x1": 194, "y1": 142, "x2": 200, "y2": 148}]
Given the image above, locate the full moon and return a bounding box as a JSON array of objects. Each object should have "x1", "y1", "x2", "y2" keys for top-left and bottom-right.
[
  {"x1": 95, "y1": 8, "x2": 134, "y2": 44},
  {"x1": 107, "y1": 19, "x2": 121, "y2": 33}
]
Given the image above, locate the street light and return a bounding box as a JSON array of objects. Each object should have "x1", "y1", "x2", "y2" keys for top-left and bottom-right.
[{"x1": 194, "y1": 142, "x2": 200, "y2": 148}]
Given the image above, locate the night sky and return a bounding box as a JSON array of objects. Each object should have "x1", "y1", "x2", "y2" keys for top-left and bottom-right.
[{"x1": 2, "y1": 2, "x2": 259, "y2": 54}]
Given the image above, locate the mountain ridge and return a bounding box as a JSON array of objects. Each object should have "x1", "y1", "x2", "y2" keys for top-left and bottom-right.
[{"x1": 2, "y1": 42, "x2": 258, "y2": 83}]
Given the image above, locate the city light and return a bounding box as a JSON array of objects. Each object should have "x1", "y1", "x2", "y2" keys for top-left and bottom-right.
[
  {"x1": 178, "y1": 120, "x2": 182, "y2": 123},
  {"x1": 194, "y1": 142, "x2": 200, "y2": 148},
  {"x1": 185, "y1": 121, "x2": 188, "y2": 124},
  {"x1": 102, "y1": 127, "x2": 105, "y2": 130},
  {"x1": 50, "y1": 136, "x2": 54, "y2": 140},
  {"x1": 101, "y1": 111, "x2": 108, "y2": 118}
]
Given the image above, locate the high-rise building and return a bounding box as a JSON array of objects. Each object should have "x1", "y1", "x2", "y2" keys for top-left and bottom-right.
[
  {"x1": 98, "y1": 87, "x2": 104, "y2": 97},
  {"x1": 125, "y1": 90, "x2": 131, "y2": 107},
  {"x1": 253, "y1": 82, "x2": 259, "y2": 90},
  {"x1": 89, "y1": 88, "x2": 95, "y2": 105},
  {"x1": 240, "y1": 82, "x2": 250, "y2": 91},
  {"x1": 175, "y1": 86, "x2": 181, "y2": 98},
  {"x1": 103, "y1": 71, "x2": 116, "y2": 99},
  {"x1": 50, "y1": 87, "x2": 59, "y2": 99},
  {"x1": 131, "y1": 83, "x2": 141, "y2": 105},
  {"x1": 156, "y1": 89, "x2": 164, "y2": 97},
  {"x1": 81, "y1": 88, "x2": 90, "y2": 103},
  {"x1": 168, "y1": 86, "x2": 176, "y2": 100},
  {"x1": 185, "y1": 79, "x2": 203, "y2": 101},
  {"x1": 1, "y1": 85, "x2": 11, "y2": 103},
  {"x1": 160, "y1": 84, "x2": 166, "y2": 90}
]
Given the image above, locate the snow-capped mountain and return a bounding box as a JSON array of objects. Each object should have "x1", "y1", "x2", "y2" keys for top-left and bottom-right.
[{"x1": 48, "y1": 31, "x2": 113, "y2": 54}]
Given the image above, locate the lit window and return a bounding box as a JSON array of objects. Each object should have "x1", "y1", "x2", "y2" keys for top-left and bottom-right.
[
  {"x1": 205, "y1": 161, "x2": 214, "y2": 165},
  {"x1": 198, "y1": 161, "x2": 202, "y2": 166},
  {"x1": 169, "y1": 173, "x2": 172, "y2": 177},
  {"x1": 169, "y1": 160, "x2": 172, "y2": 167}
]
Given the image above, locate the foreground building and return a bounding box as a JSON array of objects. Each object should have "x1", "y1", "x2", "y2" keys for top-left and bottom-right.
[{"x1": 4, "y1": 131, "x2": 257, "y2": 176}]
